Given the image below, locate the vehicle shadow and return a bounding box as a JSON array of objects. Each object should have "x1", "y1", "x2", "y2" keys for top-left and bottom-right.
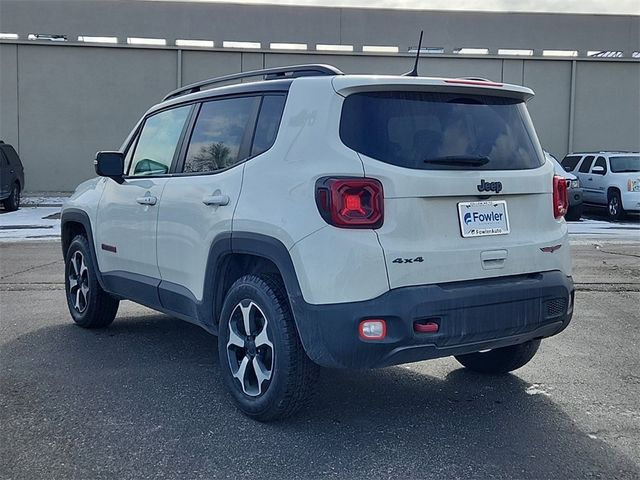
[{"x1": 1, "y1": 313, "x2": 638, "y2": 479}]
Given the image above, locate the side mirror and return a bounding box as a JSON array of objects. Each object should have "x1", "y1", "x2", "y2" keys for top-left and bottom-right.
[
  {"x1": 95, "y1": 151, "x2": 124, "y2": 183},
  {"x1": 591, "y1": 165, "x2": 605, "y2": 175}
]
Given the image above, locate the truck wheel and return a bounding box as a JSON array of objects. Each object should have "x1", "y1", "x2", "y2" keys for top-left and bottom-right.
[
  {"x1": 65, "y1": 235, "x2": 119, "y2": 328},
  {"x1": 454, "y1": 339, "x2": 541, "y2": 374},
  {"x1": 3, "y1": 182, "x2": 20, "y2": 211},
  {"x1": 218, "y1": 273, "x2": 319, "y2": 421},
  {"x1": 565, "y1": 204, "x2": 582, "y2": 221},
  {"x1": 607, "y1": 190, "x2": 625, "y2": 221}
]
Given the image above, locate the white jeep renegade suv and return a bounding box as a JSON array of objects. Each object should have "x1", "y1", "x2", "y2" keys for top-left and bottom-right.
[{"x1": 62, "y1": 64, "x2": 574, "y2": 421}]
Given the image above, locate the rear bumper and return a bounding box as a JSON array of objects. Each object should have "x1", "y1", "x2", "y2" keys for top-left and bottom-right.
[{"x1": 291, "y1": 270, "x2": 574, "y2": 369}]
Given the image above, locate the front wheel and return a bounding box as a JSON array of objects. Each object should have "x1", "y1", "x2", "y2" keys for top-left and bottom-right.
[
  {"x1": 454, "y1": 339, "x2": 541, "y2": 374},
  {"x1": 218, "y1": 274, "x2": 319, "y2": 421},
  {"x1": 65, "y1": 235, "x2": 119, "y2": 328},
  {"x1": 607, "y1": 191, "x2": 626, "y2": 221}
]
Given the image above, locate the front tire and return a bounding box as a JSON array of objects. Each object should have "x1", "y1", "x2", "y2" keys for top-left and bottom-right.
[
  {"x1": 607, "y1": 190, "x2": 625, "y2": 221},
  {"x1": 454, "y1": 339, "x2": 541, "y2": 374},
  {"x1": 65, "y1": 235, "x2": 119, "y2": 328},
  {"x1": 218, "y1": 274, "x2": 319, "y2": 421},
  {"x1": 3, "y1": 182, "x2": 20, "y2": 211}
]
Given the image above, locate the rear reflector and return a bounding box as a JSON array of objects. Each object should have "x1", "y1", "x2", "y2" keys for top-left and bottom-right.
[
  {"x1": 553, "y1": 175, "x2": 569, "y2": 219},
  {"x1": 414, "y1": 321, "x2": 439, "y2": 333},
  {"x1": 359, "y1": 319, "x2": 386, "y2": 340}
]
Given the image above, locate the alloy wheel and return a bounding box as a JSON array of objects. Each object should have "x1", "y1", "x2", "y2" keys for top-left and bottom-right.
[
  {"x1": 226, "y1": 300, "x2": 274, "y2": 397},
  {"x1": 609, "y1": 196, "x2": 619, "y2": 216},
  {"x1": 68, "y1": 251, "x2": 89, "y2": 313}
]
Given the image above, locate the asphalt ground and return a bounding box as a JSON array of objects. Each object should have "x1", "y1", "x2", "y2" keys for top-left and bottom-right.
[{"x1": 1, "y1": 239, "x2": 639, "y2": 479}]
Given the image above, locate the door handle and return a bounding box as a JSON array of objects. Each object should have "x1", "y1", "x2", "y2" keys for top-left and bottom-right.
[
  {"x1": 202, "y1": 194, "x2": 230, "y2": 206},
  {"x1": 587, "y1": 178, "x2": 593, "y2": 181},
  {"x1": 136, "y1": 196, "x2": 157, "y2": 206}
]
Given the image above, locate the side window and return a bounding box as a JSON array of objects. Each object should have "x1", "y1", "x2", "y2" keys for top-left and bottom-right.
[
  {"x1": 561, "y1": 155, "x2": 581, "y2": 171},
  {"x1": 578, "y1": 155, "x2": 595, "y2": 173},
  {"x1": 251, "y1": 94, "x2": 286, "y2": 156},
  {"x1": 183, "y1": 96, "x2": 259, "y2": 174},
  {"x1": 0, "y1": 151, "x2": 8, "y2": 167},
  {"x1": 3, "y1": 145, "x2": 21, "y2": 167},
  {"x1": 129, "y1": 105, "x2": 191, "y2": 176},
  {"x1": 592, "y1": 156, "x2": 607, "y2": 174}
]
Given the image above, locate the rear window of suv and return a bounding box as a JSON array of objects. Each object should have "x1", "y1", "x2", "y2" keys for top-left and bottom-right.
[
  {"x1": 609, "y1": 155, "x2": 639, "y2": 173},
  {"x1": 340, "y1": 91, "x2": 543, "y2": 171}
]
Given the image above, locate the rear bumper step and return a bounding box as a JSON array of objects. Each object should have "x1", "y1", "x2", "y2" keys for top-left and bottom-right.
[{"x1": 291, "y1": 270, "x2": 574, "y2": 368}]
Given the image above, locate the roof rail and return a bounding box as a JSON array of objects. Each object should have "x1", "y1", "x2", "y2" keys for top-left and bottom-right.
[{"x1": 163, "y1": 64, "x2": 343, "y2": 101}]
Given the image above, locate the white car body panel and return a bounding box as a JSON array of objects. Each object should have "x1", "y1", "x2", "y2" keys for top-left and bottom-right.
[
  {"x1": 156, "y1": 166, "x2": 244, "y2": 301},
  {"x1": 96, "y1": 177, "x2": 169, "y2": 278}
]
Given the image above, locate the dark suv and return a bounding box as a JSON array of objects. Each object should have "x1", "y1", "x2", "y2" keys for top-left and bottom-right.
[{"x1": 0, "y1": 142, "x2": 24, "y2": 211}]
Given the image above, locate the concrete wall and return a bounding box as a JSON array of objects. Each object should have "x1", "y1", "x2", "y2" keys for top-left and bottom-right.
[
  {"x1": 0, "y1": 0, "x2": 638, "y2": 191},
  {"x1": 0, "y1": 41, "x2": 638, "y2": 191},
  {"x1": 1, "y1": 0, "x2": 638, "y2": 54}
]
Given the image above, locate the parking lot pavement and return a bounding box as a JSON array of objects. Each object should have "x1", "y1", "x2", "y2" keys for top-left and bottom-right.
[{"x1": 1, "y1": 241, "x2": 639, "y2": 479}]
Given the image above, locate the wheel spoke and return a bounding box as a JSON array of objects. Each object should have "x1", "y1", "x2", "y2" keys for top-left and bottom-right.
[
  {"x1": 227, "y1": 325, "x2": 245, "y2": 349},
  {"x1": 252, "y1": 356, "x2": 272, "y2": 395},
  {"x1": 74, "y1": 289, "x2": 82, "y2": 311},
  {"x1": 240, "y1": 303, "x2": 253, "y2": 336},
  {"x1": 254, "y1": 323, "x2": 273, "y2": 350},
  {"x1": 80, "y1": 284, "x2": 89, "y2": 301},
  {"x1": 232, "y1": 355, "x2": 250, "y2": 394},
  {"x1": 79, "y1": 256, "x2": 88, "y2": 278},
  {"x1": 71, "y1": 254, "x2": 80, "y2": 276}
]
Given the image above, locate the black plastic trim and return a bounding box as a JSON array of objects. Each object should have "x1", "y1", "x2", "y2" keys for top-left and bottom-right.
[
  {"x1": 290, "y1": 270, "x2": 575, "y2": 368},
  {"x1": 60, "y1": 209, "x2": 106, "y2": 290}
]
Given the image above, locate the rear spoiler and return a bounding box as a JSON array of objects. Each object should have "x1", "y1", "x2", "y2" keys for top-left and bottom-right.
[{"x1": 331, "y1": 75, "x2": 534, "y2": 101}]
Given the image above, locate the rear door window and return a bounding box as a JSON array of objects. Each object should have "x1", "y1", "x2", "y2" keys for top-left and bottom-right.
[
  {"x1": 561, "y1": 155, "x2": 581, "y2": 171},
  {"x1": 578, "y1": 156, "x2": 595, "y2": 173},
  {"x1": 183, "y1": 96, "x2": 259, "y2": 174},
  {"x1": 340, "y1": 91, "x2": 543, "y2": 170}
]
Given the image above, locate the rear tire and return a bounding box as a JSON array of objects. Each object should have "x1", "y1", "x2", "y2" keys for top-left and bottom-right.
[
  {"x1": 3, "y1": 182, "x2": 20, "y2": 211},
  {"x1": 218, "y1": 273, "x2": 319, "y2": 421},
  {"x1": 607, "y1": 190, "x2": 625, "y2": 221},
  {"x1": 565, "y1": 204, "x2": 582, "y2": 221},
  {"x1": 65, "y1": 235, "x2": 119, "y2": 328},
  {"x1": 455, "y1": 339, "x2": 541, "y2": 374}
]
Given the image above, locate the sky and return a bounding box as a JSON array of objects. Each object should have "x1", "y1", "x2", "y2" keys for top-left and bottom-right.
[{"x1": 150, "y1": 0, "x2": 640, "y2": 15}]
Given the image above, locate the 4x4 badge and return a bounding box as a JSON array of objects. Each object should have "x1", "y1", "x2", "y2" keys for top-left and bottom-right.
[{"x1": 477, "y1": 180, "x2": 503, "y2": 193}]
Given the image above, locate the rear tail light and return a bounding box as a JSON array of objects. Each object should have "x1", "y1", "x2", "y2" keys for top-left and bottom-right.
[
  {"x1": 553, "y1": 175, "x2": 568, "y2": 219},
  {"x1": 315, "y1": 177, "x2": 384, "y2": 228}
]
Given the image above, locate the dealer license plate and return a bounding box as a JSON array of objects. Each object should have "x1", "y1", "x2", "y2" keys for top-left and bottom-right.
[{"x1": 458, "y1": 200, "x2": 510, "y2": 238}]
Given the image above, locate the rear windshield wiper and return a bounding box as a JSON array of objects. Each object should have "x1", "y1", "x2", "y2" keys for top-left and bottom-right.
[{"x1": 423, "y1": 155, "x2": 491, "y2": 167}]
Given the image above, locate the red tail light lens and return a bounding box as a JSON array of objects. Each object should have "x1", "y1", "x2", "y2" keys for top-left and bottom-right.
[
  {"x1": 315, "y1": 177, "x2": 384, "y2": 228},
  {"x1": 553, "y1": 175, "x2": 568, "y2": 219}
]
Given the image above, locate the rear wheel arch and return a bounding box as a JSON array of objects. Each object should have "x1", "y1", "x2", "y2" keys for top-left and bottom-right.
[
  {"x1": 607, "y1": 186, "x2": 621, "y2": 198},
  {"x1": 206, "y1": 233, "x2": 304, "y2": 331}
]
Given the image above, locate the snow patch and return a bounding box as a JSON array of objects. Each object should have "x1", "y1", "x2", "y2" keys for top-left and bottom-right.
[{"x1": 525, "y1": 384, "x2": 551, "y2": 396}]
